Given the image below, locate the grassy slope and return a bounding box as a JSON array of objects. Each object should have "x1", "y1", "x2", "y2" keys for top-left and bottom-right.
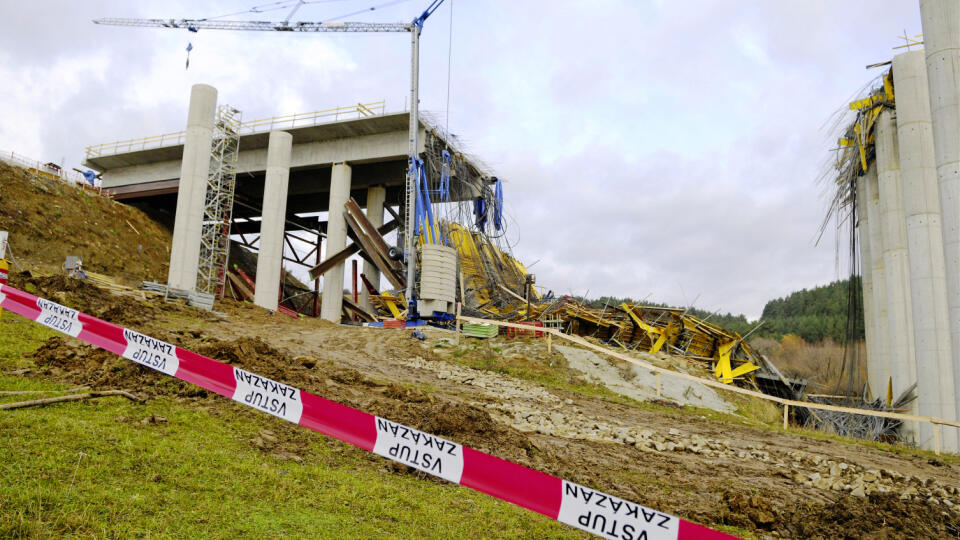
[{"x1": 0, "y1": 313, "x2": 582, "y2": 539}]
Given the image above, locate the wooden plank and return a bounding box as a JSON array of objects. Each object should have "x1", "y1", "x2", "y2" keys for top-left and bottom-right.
[
  {"x1": 346, "y1": 227, "x2": 378, "y2": 268},
  {"x1": 226, "y1": 272, "x2": 254, "y2": 301},
  {"x1": 345, "y1": 199, "x2": 400, "y2": 271},
  {"x1": 0, "y1": 390, "x2": 142, "y2": 410},
  {"x1": 358, "y1": 273, "x2": 379, "y2": 295},
  {"x1": 342, "y1": 295, "x2": 378, "y2": 322},
  {"x1": 344, "y1": 203, "x2": 396, "y2": 274},
  {"x1": 384, "y1": 204, "x2": 401, "y2": 223},
  {"x1": 308, "y1": 219, "x2": 398, "y2": 280},
  {"x1": 343, "y1": 210, "x2": 404, "y2": 287},
  {"x1": 344, "y1": 212, "x2": 404, "y2": 289}
]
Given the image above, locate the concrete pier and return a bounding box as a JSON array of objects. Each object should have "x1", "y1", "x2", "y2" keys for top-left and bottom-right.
[
  {"x1": 920, "y1": 0, "x2": 960, "y2": 450},
  {"x1": 864, "y1": 166, "x2": 892, "y2": 400},
  {"x1": 361, "y1": 185, "x2": 386, "y2": 312},
  {"x1": 167, "y1": 84, "x2": 217, "y2": 291},
  {"x1": 320, "y1": 162, "x2": 352, "y2": 321},
  {"x1": 875, "y1": 110, "x2": 918, "y2": 441},
  {"x1": 857, "y1": 174, "x2": 881, "y2": 400},
  {"x1": 254, "y1": 131, "x2": 293, "y2": 312},
  {"x1": 893, "y1": 51, "x2": 957, "y2": 451}
]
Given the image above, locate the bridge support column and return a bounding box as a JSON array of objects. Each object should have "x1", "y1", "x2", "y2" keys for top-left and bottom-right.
[
  {"x1": 361, "y1": 185, "x2": 386, "y2": 312},
  {"x1": 920, "y1": 0, "x2": 960, "y2": 451},
  {"x1": 893, "y1": 50, "x2": 956, "y2": 452},
  {"x1": 320, "y1": 162, "x2": 352, "y2": 322},
  {"x1": 865, "y1": 166, "x2": 892, "y2": 407},
  {"x1": 167, "y1": 83, "x2": 217, "y2": 292},
  {"x1": 876, "y1": 109, "x2": 919, "y2": 442},
  {"x1": 857, "y1": 173, "x2": 880, "y2": 401},
  {"x1": 254, "y1": 131, "x2": 293, "y2": 312}
]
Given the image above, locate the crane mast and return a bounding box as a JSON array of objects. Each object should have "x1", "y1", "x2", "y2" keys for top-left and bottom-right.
[{"x1": 94, "y1": 0, "x2": 446, "y2": 317}]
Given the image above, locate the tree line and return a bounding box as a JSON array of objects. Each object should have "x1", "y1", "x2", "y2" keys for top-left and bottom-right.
[{"x1": 577, "y1": 277, "x2": 863, "y2": 344}]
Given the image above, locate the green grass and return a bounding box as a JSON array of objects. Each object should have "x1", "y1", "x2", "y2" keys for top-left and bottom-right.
[
  {"x1": 444, "y1": 338, "x2": 629, "y2": 403},
  {"x1": 0, "y1": 312, "x2": 585, "y2": 538},
  {"x1": 0, "y1": 397, "x2": 585, "y2": 538},
  {"x1": 0, "y1": 312, "x2": 58, "y2": 370}
]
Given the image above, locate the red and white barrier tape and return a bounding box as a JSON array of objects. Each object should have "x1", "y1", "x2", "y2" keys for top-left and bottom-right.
[{"x1": 0, "y1": 283, "x2": 735, "y2": 539}]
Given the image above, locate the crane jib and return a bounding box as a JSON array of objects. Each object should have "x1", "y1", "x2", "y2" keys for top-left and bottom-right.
[{"x1": 92, "y1": 18, "x2": 411, "y2": 33}]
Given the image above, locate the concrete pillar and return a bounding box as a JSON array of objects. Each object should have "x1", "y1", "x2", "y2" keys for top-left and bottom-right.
[
  {"x1": 361, "y1": 185, "x2": 386, "y2": 312},
  {"x1": 254, "y1": 131, "x2": 293, "y2": 312},
  {"x1": 167, "y1": 84, "x2": 217, "y2": 291},
  {"x1": 320, "y1": 162, "x2": 352, "y2": 322},
  {"x1": 893, "y1": 50, "x2": 957, "y2": 451},
  {"x1": 920, "y1": 0, "x2": 960, "y2": 450},
  {"x1": 876, "y1": 109, "x2": 919, "y2": 441},
  {"x1": 857, "y1": 175, "x2": 881, "y2": 400},
  {"x1": 865, "y1": 165, "x2": 892, "y2": 400}
]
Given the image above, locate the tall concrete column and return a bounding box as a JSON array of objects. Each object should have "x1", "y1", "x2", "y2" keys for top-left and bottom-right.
[
  {"x1": 361, "y1": 185, "x2": 386, "y2": 312},
  {"x1": 254, "y1": 131, "x2": 293, "y2": 312},
  {"x1": 920, "y1": 0, "x2": 960, "y2": 448},
  {"x1": 865, "y1": 166, "x2": 892, "y2": 399},
  {"x1": 320, "y1": 162, "x2": 352, "y2": 322},
  {"x1": 857, "y1": 175, "x2": 881, "y2": 399},
  {"x1": 876, "y1": 110, "x2": 919, "y2": 441},
  {"x1": 893, "y1": 50, "x2": 957, "y2": 451},
  {"x1": 167, "y1": 84, "x2": 217, "y2": 291}
]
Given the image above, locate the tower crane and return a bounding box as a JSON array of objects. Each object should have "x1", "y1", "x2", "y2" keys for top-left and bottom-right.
[{"x1": 94, "y1": 0, "x2": 447, "y2": 316}]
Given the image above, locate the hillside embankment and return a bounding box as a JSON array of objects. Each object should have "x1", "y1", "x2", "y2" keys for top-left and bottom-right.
[{"x1": 0, "y1": 163, "x2": 171, "y2": 282}]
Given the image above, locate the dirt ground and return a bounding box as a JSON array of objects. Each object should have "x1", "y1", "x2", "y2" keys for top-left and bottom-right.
[
  {"x1": 8, "y1": 272, "x2": 959, "y2": 539},
  {"x1": 0, "y1": 163, "x2": 172, "y2": 283}
]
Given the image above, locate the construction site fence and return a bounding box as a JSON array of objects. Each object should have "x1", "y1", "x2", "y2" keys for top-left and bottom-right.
[
  {"x1": 84, "y1": 101, "x2": 387, "y2": 159},
  {"x1": 456, "y1": 315, "x2": 960, "y2": 456},
  {"x1": 0, "y1": 149, "x2": 89, "y2": 186}
]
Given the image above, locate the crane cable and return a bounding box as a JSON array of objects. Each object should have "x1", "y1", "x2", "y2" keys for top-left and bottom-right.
[
  {"x1": 207, "y1": 1, "x2": 350, "y2": 21},
  {"x1": 444, "y1": 0, "x2": 453, "y2": 140},
  {"x1": 207, "y1": 0, "x2": 412, "y2": 22}
]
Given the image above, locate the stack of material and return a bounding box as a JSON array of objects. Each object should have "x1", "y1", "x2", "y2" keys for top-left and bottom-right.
[
  {"x1": 418, "y1": 244, "x2": 457, "y2": 317},
  {"x1": 85, "y1": 271, "x2": 131, "y2": 292},
  {"x1": 462, "y1": 322, "x2": 499, "y2": 338}
]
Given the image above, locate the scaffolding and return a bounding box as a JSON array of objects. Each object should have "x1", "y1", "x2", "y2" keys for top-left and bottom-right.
[{"x1": 197, "y1": 105, "x2": 242, "y2": 296}]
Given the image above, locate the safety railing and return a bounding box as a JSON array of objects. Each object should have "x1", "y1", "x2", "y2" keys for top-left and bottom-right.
[
  {"x1": 0, "y1": 149, "x2": 89, "y2": 186},
  {"x1": 84, "y1": 100, "x2": 387, "y2": 159}
]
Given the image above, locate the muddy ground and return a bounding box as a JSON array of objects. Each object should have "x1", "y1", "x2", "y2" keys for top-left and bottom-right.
[{"x1": 8, "y1": 273, "x2": 960, "y2": 539}]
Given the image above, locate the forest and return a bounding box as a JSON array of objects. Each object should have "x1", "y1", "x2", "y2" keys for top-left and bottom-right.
[{"x1": 583, "y1": 277, "x2": 863, "y2": 344}]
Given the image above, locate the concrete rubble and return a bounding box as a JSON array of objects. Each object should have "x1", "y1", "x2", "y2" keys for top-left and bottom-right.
[{"x1": 400, "y1": 349, "x2": 960, "y2": 514}]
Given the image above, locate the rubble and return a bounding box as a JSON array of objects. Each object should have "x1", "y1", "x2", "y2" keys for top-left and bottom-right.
[{"x1": 399, "y1": 350, "x2": 960, "y2": 515}]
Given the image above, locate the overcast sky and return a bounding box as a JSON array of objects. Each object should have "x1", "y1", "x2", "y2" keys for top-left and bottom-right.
[{"x1": 0, "y1": 1, "x2": 922, "y2": 318}]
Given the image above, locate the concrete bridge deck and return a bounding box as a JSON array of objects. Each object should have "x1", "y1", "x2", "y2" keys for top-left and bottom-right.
[{"x1": 84, "y1": 109, "x2": 484, "y2": 216}]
